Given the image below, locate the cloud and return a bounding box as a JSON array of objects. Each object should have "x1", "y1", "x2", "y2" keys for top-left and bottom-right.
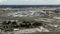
[
  {"x1": 0, "y1": 0, "x2": 60, "y2": 5},
  {"x1": 0, "y1": 0, "x2": 7, "y2": 2}
]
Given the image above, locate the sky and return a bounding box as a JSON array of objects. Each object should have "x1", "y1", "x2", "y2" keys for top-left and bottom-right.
[{"x1": 0, "y1": 0, "x2": 60, "y2": 5}]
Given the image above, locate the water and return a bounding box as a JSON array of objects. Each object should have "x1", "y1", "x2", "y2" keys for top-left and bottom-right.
[{"x1": 0, "y1": 5, "x2": 60, "y2": 8}]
